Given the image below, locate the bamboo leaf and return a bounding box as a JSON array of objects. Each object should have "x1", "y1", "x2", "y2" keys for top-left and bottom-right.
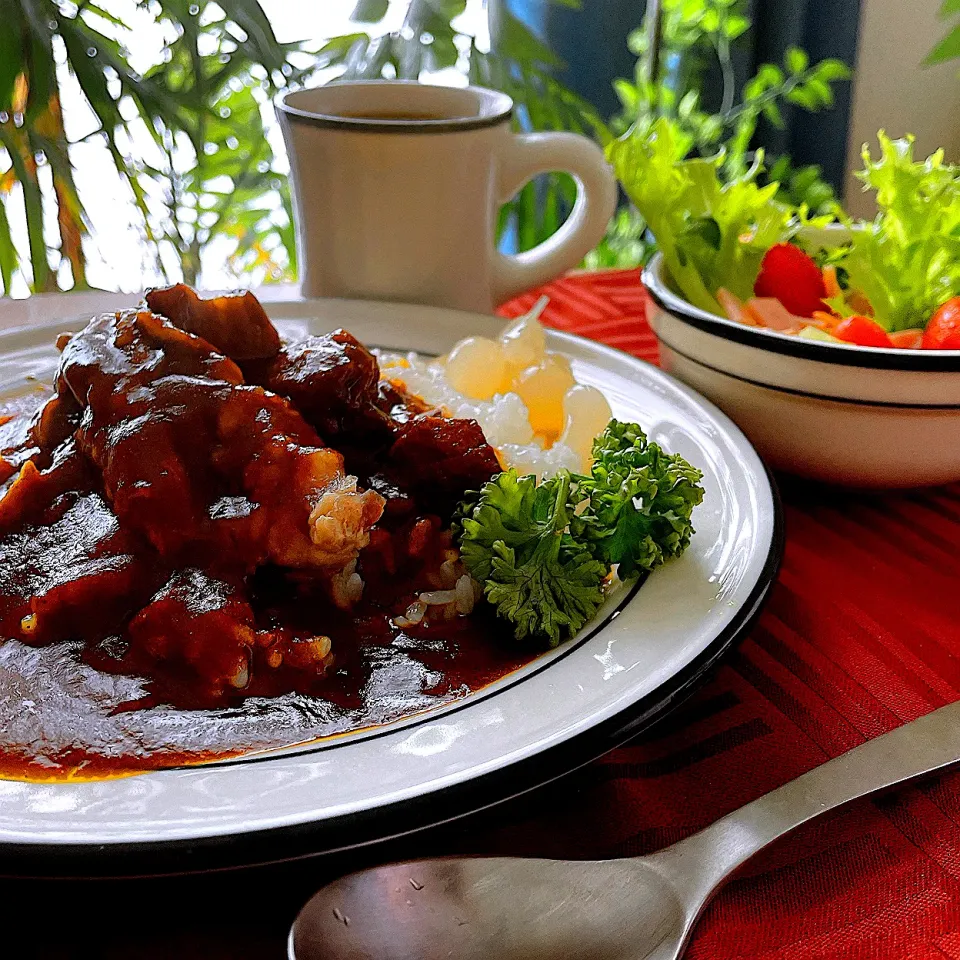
[
  {"x1": 0, "y1": 21, "x2": 23, "y2": 112},
  {"x1": 925, "y1": 24, "x2": 960, "y2": 65},
  {"x1": 0, "y1": 197, "x2": 18, "y2": 293},
  {"x1": 351, "y1": 0, "x2": 390, "y2": 23},
  {"x1": 77, "y1": 3, "x2": 130, "y2": 30},
  {"x1": 25, "y1": 31, "x2": 56, "y2": 121},
  {"x1": 0, "y1": 126, "x2": 48, "y2": 291}
]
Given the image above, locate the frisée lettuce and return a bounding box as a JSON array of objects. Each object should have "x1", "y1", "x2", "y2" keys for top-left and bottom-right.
[
  {"x1": 837, "y1": 133, "x2": 960, "y2": 331},
  {"x1": 608, "y1": 118, "x2": 829, "y2": 315}
]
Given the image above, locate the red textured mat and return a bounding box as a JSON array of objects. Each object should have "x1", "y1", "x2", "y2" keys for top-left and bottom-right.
[
  {"x1": 496, "y1": 270, "x2": 960, "y2": 960},
  {"x1": 7, "y1": 272, "x2": 959, "y2": 960}
]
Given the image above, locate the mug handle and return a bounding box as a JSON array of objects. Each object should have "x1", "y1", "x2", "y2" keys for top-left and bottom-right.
[{"x1": 491, "y1": 132, "x2": 618, "y2": 307}]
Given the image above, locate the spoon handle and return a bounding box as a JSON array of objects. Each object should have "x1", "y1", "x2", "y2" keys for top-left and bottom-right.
[{"x1": 654, "y1": 698, "x2": 960, "y2": 903}]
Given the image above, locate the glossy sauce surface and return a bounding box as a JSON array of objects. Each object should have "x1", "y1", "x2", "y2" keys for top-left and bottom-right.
[{"x1": 0, "y1": 390, "x2": 537, "y2": 781}]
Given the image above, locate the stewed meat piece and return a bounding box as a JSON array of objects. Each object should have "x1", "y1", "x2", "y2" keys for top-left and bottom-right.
[
  {"x1": 260, "y1": 330, "x2": 394, "y2": 443},
  {"x1": 387, "y1": 416, "x2": 501, "y2": 514},
  {"x1": 57, "y1": 309, "x2": 383, "y2": 571},
  {"x1": 145, "y1": 283, "x2": 281, "y2": 362},
  {"x1": 0, "y1": 490, "x2": 161, "y2": 645},
  {"x1": 127, "y1": 569, "x2": 257, "y2": 698},
  {"x1": 127, "y1": 568, "x2": 335, "y2": 701},
  {"x1": 27, "y1": 391, "x2": 84, "y2": 466},
  {"x1": 59, "y1": 308, "x2": 245, "y2": 399},
  {"x1": 212, "y1": 384, "x2": 385, "y2": 571},
  {"x1": 0, "y1": 438, "x2": 94, "y2": 538}
]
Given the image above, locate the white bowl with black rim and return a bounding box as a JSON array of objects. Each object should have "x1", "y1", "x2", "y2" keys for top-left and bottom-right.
[{"x1": 642, "y1": 253, "x2": 960, "y2": 488}]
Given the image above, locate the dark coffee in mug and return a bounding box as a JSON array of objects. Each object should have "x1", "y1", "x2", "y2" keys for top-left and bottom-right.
[{"x1": 336, "y1": 110, "x2": 455, "y2": 122}]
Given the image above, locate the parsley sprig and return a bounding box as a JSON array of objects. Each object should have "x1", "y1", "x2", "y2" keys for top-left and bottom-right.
[
  {"x1": 573, "y1": 420, "x2": 705, "y2": 579},
  {"x1": 456, "y1": 420, "x2": 705, "y2": 647}
]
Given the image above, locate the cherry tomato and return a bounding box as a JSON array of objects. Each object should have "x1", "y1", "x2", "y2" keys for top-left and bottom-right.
[
  {"x1": 833, "y1": 315, "x2": 893, "y2": 348},
  {"x1": 754, "y1": 243, "x2": 828, "y2": 318},
  {"x1": 923, "y1": 297, "x2": 960, "y2": 350},
  {"x1": 888, "y1": 329, "x2": 924, "y2": 350}
]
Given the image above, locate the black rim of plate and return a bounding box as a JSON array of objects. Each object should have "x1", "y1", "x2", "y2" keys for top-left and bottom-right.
[
  {"x1": 0, "y1": 470, "x2": 786, "y2": 879},
  {"x1": 642, "y1": 256, "x2": 960, "y2": 373}
]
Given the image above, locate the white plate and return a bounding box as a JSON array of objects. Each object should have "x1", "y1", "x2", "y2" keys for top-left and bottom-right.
[{"x1": 0, "y1": 296, "x2": 781, "y2": 876}]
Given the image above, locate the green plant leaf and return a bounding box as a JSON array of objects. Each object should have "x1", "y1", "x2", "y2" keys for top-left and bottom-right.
[
  {"x1": 806, "y1": 77, "x2": 835, "y2": 107},
  {"x1": 613, "y1": 77, "x2": 639, "y2": 111},
  {"x1": 724, "y1": 15, "x2": 750, "y2": 39},
  {"x1": 0, "y1": 21, "x2": 22, "y2": 113},
  {"x1": 814, "y1": 59, "x2": 852, "y2": 81},
  {"x1": 785, "y1": 46, "x2": 809, "y2": 74},
  {"x1": 351, "y1": 0, "x2": 390, "y2": 23},
  {"x1": 0, "y1": 125, "x2": 48, "y2": 292},
  {"x1": 24, "y1": 32, "x2": 56, "y2": 122},
  {"x1": 925, "y1": 24, "x2": 960, "y2": 64},
  {"x1": 762, "y1": 100, "x2": 785, "y2": 127},
  {"x1": 0, "y1": 198, "x2": 18, "y2": 294},
  {"x1": 786, "y1": 87, "x2": 818, "y2": 111}
]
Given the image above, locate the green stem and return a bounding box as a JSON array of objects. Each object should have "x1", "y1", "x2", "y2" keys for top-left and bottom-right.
[
  {"x1": 646, "y1": 0, "x2": 664, "y2": 97},
  {"x1": 722, "y1": 67, "x2": 808, "y2": 126},
  {"x1": 0, "y1": 126, "x2": 49, "y2": 292},
  {"x1": 715, "y1": 32, "x2": 735, "y2": 117},
  {"x1": 104, "y1": 139, "x2": 172, "y2": 285},
  {"x1": 549, "y1": 470, "x2": 573, "y2": 535}
]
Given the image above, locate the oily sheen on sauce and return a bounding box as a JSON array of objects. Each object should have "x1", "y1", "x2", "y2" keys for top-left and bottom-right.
[
  {"x1": 0, "y1": 389, "x2": 536, "y2": 781},
  {"x1": 0, "y1": 386, "x2": 541, "y2": 781}
]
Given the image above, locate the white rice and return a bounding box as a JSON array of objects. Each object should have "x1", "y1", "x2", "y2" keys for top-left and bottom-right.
[
  {"x1": 393, "y1": 559, "x2": 482, "y2": 629},
  {"x1": 330, "y1": 559, "x2": 364, "y2": 611},
  {"x1": 376, "y1": 347, "x2": 586, "y2": 629}
]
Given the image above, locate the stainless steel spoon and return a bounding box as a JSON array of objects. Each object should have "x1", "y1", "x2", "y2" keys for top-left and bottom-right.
[{"x1": 291, "y1": 699, "x2": 960, "y2": 960}]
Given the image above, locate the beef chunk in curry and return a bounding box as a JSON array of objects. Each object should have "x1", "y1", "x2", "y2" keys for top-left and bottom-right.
[{"x1": 0, "y1": 287, "x2": 499, "y2": 707}]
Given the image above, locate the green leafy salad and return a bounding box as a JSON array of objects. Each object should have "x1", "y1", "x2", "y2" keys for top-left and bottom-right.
[
  {"x1": 455, "y1": 420, "x2": 705, "y2": 647},
  {"x1": 609, "y1": 123, "x2": 960, "y2": 350}
]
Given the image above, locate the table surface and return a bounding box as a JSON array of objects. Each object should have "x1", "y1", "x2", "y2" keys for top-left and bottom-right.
[{"x1": 5, "y1": 270, "x2": 960, "y2": 960}]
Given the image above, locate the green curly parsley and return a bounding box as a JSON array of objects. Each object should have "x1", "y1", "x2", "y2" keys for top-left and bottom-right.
[
  {"x1": 458, "y1": 470, "x2": 607, "y2": 648},
  {"x1": 456, "y1": 420, "x2": 705, "y2": 647},
  {"x1": 573, "y1": 421, "x2": 705, "y2": 579}
]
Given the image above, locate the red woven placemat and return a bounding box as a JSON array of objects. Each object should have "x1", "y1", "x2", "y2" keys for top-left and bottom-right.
[
  {"x1": 496, "y1": 270, "x2": 960, "y2": 960},
  {"x1": 5, "y1": 272, "x2": 959, "y2": 960}
]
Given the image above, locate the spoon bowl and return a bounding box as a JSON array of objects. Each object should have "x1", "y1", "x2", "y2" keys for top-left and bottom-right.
[
  {"x1": 292, "y1": 856, "x2": 691, "y2": 960},
  {"x1": 292, "y1": 698, "x2": 960, "y2": 960}
]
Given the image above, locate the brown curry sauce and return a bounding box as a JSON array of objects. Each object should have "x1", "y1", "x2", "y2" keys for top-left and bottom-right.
[{"x1": 0, "y1": 290, "x2": 541, "y2": 781}]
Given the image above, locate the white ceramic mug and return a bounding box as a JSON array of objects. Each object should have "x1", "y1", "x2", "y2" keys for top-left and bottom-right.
[{"x1": 277, "y1": 81, "x2": 617, "y2": 313}]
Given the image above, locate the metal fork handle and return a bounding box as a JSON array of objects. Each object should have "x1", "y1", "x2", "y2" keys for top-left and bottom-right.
[{"x1": 653, "y1": 699, "x2": 960, "y2": 905}]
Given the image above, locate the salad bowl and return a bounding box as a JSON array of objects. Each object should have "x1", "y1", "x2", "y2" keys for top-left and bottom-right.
[
  {"x1": 643, "y1": 245, "x2": 960, "y2": 489},
  {"x1": 612, "y1": 128, "x2": 960, "y2": 488}
]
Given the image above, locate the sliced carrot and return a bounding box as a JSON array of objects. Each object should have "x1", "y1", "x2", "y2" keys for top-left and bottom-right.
[
  {"x1": 823, "y1": 265, "x2": 842, "y2": 300},
  {"x1": 810, "y1": 310, "x2": 842, "y2": 333},
  {"x1": 716, "y1": 287, "x2": 757, "y2": 326},
  {"x1": 747, "y1": 297, "x2": 806, "y2": 333},
  {"x1": 888, "y1": 329, "x2": 924, "y2": 350}
]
